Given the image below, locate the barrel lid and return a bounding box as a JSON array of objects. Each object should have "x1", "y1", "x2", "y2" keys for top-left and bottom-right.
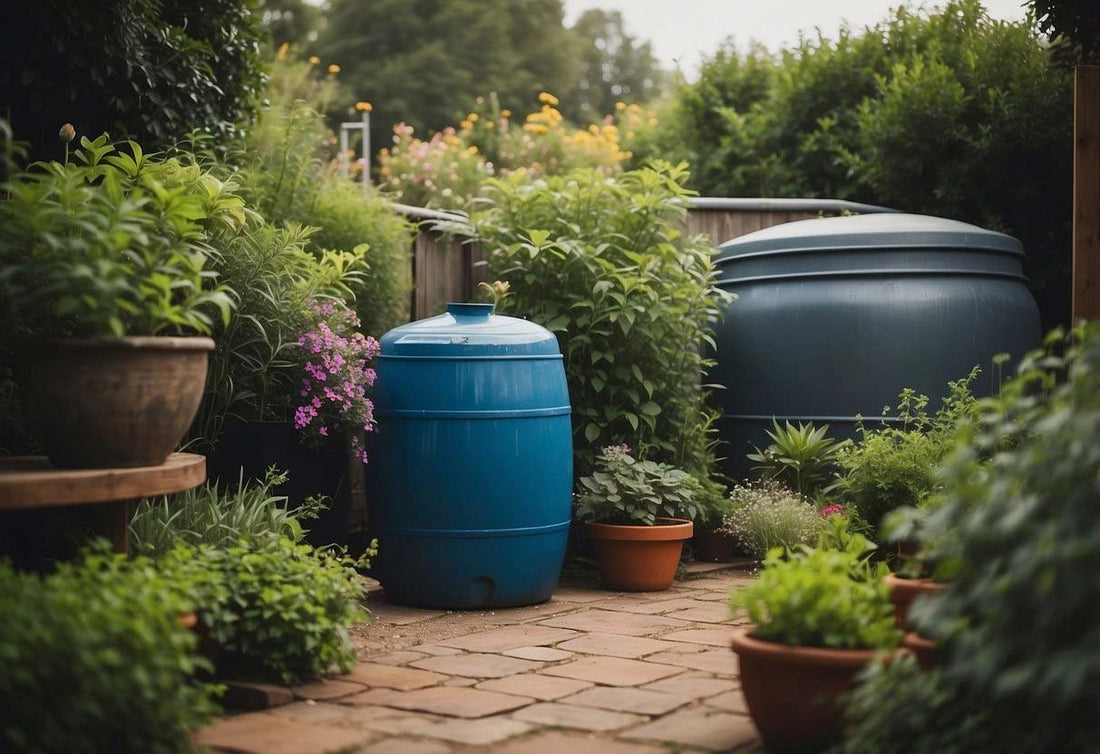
[
  {"x1": 716, "y1": 213, "x2": 1023, "y2": 260},
  {"x1": 380, "y1": 303, "x2": 561, "y2": 358}
]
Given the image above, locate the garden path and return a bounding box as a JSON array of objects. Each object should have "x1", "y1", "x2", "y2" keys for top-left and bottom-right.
[{"x1": 197, "y1": 563, "x2": 763, "y2": 754}]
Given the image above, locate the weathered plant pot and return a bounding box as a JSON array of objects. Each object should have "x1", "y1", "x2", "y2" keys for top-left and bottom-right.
[
  {"x1": 208, "y1": 418, "x2": 351, "y2": 546},
  {"x1": 693, "y1": 528, "x2": 737, "y2": 562},
  {"x1": 586, "y1": 517, "x2": 693, "y2": 591},
  {"x1": 731, "y1": 628, "x2": 883, "y2": 754},
  {"x1": 884, "y1": 573, "x2": 946, "y2": 630},
  {"x1": 16, "y1": 337, "x2": 214, "y2": 468}
]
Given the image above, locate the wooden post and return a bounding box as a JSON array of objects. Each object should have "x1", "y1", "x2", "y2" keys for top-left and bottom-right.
[{"x1": 1073, "y1": 65, "x2": 1100, "y2": 322}]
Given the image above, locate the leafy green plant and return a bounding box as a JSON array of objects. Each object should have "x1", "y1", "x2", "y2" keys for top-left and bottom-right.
[
  {"x1": 575, "y1": 444, "x2": 700, "y2": 526},
  {"x1": 460, "y1": 162, "x2": 732, "y2": 475},
  {"x1": 161, "y1": 536, "x2": 369, "y2": 685},
  {"x1": 731, "y1": 532, "x2": 898, "y2": 650},
  {"x1": 129, "y1": 467, "x2": 326, "y2": 556},
  {"x1": 748, "y1": 420, "x2": 844, "y2": 496},
  {"x1": 0, "y1": 545, "x2": 219, "y2": 754},
  {"x1": 718, "y1": 480, "x2": 826, "y2": 559},
  {"x1": 691, "y1": 477, "x2": 734, "y2": 531},
  {"x1": 0, "y1": 136, "x2": 237, "y2": 338}
]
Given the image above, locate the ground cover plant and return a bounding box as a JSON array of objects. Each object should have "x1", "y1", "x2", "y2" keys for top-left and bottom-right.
[
  {"x1": 718, "y1": 481, "x2": 827, "y2": 560},
  {"x1": 0, "y1": 547, "x2": 218, "y2": 754}
]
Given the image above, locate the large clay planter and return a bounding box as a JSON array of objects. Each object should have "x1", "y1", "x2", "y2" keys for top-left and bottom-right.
[
  {"x1": 884, "y1": 573, "x2": 946, "y2": 630},
  {"x1": 586, "y1": 517, "x2": 693, "y2": 591},
  {"x1": 16, "y1": 337, "x2": 214, "y2": 468},
  {"x1": 902, "y1": 631, "x2": 941, "y2": 670},
  {"x1": 693, "y1": 528, "x2": 736, "y2": 562},
  {"x1": 731, "y1": 628, "x2": 883, "y2": 754}
]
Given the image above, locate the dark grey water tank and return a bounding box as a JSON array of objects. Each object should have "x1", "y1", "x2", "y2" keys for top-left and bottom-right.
[{"x1": 712, "y1": 213, "x2": 1041, "y2": 481}]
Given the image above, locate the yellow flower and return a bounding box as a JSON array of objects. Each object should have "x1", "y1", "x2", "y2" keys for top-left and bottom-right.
[
  {"x1": 379, "y1": 165, "x2": 391, "y2": 177},
  {"x1": 328, "y1": 64, "x2": 341, "y2": 74},
  {"x1": 277, "y1": 43, "x2": 290, "y2": 61},
  {"x1": 538, "y1": 92, "x2": 559, "y2": 106},
  {"x1": 464, "y1": 145, "x2": 479, "y2": 156},
  {"x1": 523, "y1": 123, "x2": 549, "y2": 135},
  {"x1": 355, "y1": 101, "x2": 373, "y2": 112},
  {"x1": 500, "y1": 109, "x2": 512, "y2": 118},
  {"x1": 308, "y1": 55, "x2": 320, "y2": 65},
  {"x1": 460, "y1": 120, "x2": 473, "y2": 130},
  {"x1": 485, "y1": 120, "x2": 496, "y2": 129},
  {"x1": 614, "y1": 101, "x2": 626, "y2": 111},
  {"x1": 467, "y1": 113, "x2": 479, "y2": 122},
  {"x1": 629, "y1": 103, "x2": 641, "y2": 113}
]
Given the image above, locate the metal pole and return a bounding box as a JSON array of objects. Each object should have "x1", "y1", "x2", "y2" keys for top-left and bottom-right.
[
  {"x1": 362, "y1": 110, "x2": 371, "y2": 192},
  {"x1": 338, "y1": 127, "x2": 350, "y2": 178}
]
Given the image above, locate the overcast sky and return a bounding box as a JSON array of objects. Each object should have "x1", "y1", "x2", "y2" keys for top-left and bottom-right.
[{"x1": 562, "y1": 0, "x2": 1031, "y2": 79}]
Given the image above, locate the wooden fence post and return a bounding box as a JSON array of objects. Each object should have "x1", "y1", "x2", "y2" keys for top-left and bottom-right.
[{"x1": 1073, "y1": 65, "x2": 1100, "y2": 322}]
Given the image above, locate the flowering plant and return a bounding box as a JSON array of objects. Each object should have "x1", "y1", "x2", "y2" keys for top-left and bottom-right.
[{"x1": 293, "y1": 300, "x2": 381, "y2": 462}]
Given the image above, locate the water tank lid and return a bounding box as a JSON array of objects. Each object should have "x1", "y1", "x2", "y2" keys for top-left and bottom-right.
[
  {"x1": 380, "y1": 303, "x2": 561, "y2": 358},
  {"x1": 715, "y1": 213, "x2": 1023, "y2": 260}
]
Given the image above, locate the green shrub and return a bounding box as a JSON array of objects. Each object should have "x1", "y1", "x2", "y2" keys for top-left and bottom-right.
[
  {"x1": 692, "y1": 477, "x2": 734, "y2": 531},
  {"x1": 747, "y1": 420, "x2": 843, "y2": 497},
  {"x1": 731, "y1": 533, "x2": 898, "y2": 650},
  {"x1": 463, "y1": 162, "x2": 732, "y2": 473},
  {"x1": 718, "y1": 481, "x2": 825, "y2": 559},
  {"x1": 575, "y1": 444, "x2": 700, "y2": 526},
  {"x1": 130, "y1": 467, "x2": 326, "y2": 556},
  {"x1": 0, "y1": 547, "x2": 218, "y2": 754},
  {"x1": 0, "y1": 136, "x2": 241, "y2": 338},
  {"x1": 163, "y1": 536, "x2": 369, "y2": 685}
]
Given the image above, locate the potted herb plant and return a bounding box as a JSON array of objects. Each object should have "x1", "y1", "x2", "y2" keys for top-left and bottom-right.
[
  {"x1": 729, "y1": 518, "x2": 900, "y2": 753},
  {"x1": 0, "y1": 133, "x2": 238, "y2": 468},
  {"x1": 575, "y1": 444, "x2": 697, "y2": 591},
  {"x1": 691, "y1": 479, "x2": 737, "y2": 561}
]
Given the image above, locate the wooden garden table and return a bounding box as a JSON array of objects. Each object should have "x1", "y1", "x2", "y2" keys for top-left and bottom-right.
[{"x1": 0, "y1": 452, "x2": 205, "y2": 564}]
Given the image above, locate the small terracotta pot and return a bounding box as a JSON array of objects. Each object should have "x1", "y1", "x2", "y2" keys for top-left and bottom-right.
[
  {"x1": 884, "y1": 573, "x2": 946, "y2": 630},
  {"x1": 902, "y1": 631, "x2": 941, "y2": 670},
  {"x1": 16, "y1": 336, "x2": 214, "y2": 468},
  {"x1": 586, "y1": 517, "x2": 693, "y2": 591},
  {"x1": 693, "y1": 528, "x2": 736, "y2": 562},
  {"x1": 731, "y1": 628, "x2": 883, "y2": 754}
]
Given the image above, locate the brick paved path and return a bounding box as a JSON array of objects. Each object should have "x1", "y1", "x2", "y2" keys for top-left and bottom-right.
[{"x1": 197, "y1": 565, "x2": 763, "y2": 753}]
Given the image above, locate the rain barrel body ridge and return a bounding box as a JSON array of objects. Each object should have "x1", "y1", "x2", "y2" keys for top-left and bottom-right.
[
  {"x1": 367, "y1": 302, "x2": 572, "y2": 609},
  {"x1": 711, "y1": 213, "x2": 1040, "y2": 480}
]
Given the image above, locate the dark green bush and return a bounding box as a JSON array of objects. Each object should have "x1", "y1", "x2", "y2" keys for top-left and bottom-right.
[
  {"x1": 464, "y1": 162, "x2": 732, "y2": 473},
  {"x1": 0, "y1": 548, "x2": 218, "y2": 754},
  {"x1": 0, "y1": 0, "x2": 266, "y2": 160},
  {"x1": 163, "y1": 537, "x2": 369, "y2": 685}
]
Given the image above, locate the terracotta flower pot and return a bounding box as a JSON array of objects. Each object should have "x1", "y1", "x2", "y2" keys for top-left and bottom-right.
[
  {"x1": 16, "y1": 336, "x2": 214, "y2": 468},
  {"x1": 585, "y1": 517, "x2": 693, "y2": 591},
  {"x1": 902, "y1": 631, "x2": 941, "y2": 670},
  {"x1": 693, "y1": 528, "x2": 736, "y2": 562},
  {"x1": 884, "y1": 572, "x2": 946, "y2": 630},
  {"x1": 731, "y1": 628, "x2": 883, "y2": 754}
]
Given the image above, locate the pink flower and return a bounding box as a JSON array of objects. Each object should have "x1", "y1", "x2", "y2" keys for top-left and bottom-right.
[{"x1": 819, "y1": 504, "x2": 845, "y2": 517}]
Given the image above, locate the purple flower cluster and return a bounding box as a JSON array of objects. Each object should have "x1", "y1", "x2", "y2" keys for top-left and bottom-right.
[{"x1": 294, "y1": 299, "x2": 381, "y2": 463}]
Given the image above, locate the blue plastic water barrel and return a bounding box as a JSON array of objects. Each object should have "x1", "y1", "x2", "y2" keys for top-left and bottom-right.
[
  {"x1": 712, "y1": 213, "x2": 1041, "y2": 481},
  {"x1": 367, "y1": 302, "x2": 572, "y2": 608}
]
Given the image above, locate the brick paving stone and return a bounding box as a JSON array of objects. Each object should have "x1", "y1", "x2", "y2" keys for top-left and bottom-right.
[
  {"x1": 620, "y1": 707, "x2": 760, "y2": 751},
  {"x1": 476, "y1": 673, "x2": 594, "y2": 700},
  {"x1": 339, "y1": 663, "x2": 446, "y2": 691},
  {"x1": 341, "y1": 689, "x2": 405, "y2": 707},
  {"x1": 413, "y1": 644, "x2": 463, "y2": 656},
  {"x1": 367, "y1": 602, "x2": 446, "y2": 626},
  {"x1": 641, "y1": 676, "x2": 735, "y2": 698},
  {"x1": 556, "y1": 632, "x2": 687, "y2": 659},
  {"x1": 704, "y1": 688, "x2": 749, "y2": 714},
  {"x1": 549, "y1": 586, "x2": 613, "y2": 603},
  {"x1": 267, "y1": 701, "x2": 360, "y2": 726},
  {"x1": 502, "y1": 646, "x2": 573, "y2": 661},
  {"x1": 361, "y1": 739, "x2": 452, "y2": 754},
  {"x1": 364, "y1": 650, "x2": 430, "y2": 666},
  {"x1": 409, "y1": 652, "x2": 543, "y2": 678},
  {"x1": 195, "y1": 713, "x2": 374, "y2": 754},
  {"x1": 511, "y1": 702, "x2": 647, "y2": 731},
  {"x1": 420, "y1": 717, "x2": 533, "y2": 745},
  {"x1": 437, "y1": 625, "x2": 579, "y2": 652},
  {"x1": 375, "y1": 686, "x2": 535, "y2": 718},
  {"x1": 646, "y1": 649, "x2": 739, "y2": 676},
  {"x1": 292, "y1": 679, "x2": 367, "y2": 701},
  {"x1": 665, "y1": 603, "x2": 737, "y2": 623},
  {"x1": 599, "y1": 597, "x2": 716, "y2": 615},
  {"x1": 560, "y1": 686, "x2": 693, "y2": 715},
  {"x1": 335, "y1": 706, "x2": 447, "y2": 735},
  {"x1": 539, "y1": 609, "x2": 689, "y2": 637},
  {"x1": 683, "y1": 561, "x2": 746, "y2": 576},
  {"x1": 493, "y1": 731, "x2": 666, "y2": 754},
  {"x1": 693, "y1": 590, "x2": 735, "y2": 601},
  {"x1": 662, "y1": 627, "x2": 739, "y2": 647},
  {"x1": 443, "y1": 677, "x2": 477, "y2": 687},
  {"x1": 221, "y1": 681, "x2": 295, "y2": 710},
  {"x1": 541, "y1": 656, "x2": 683, "y2": 686}
]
